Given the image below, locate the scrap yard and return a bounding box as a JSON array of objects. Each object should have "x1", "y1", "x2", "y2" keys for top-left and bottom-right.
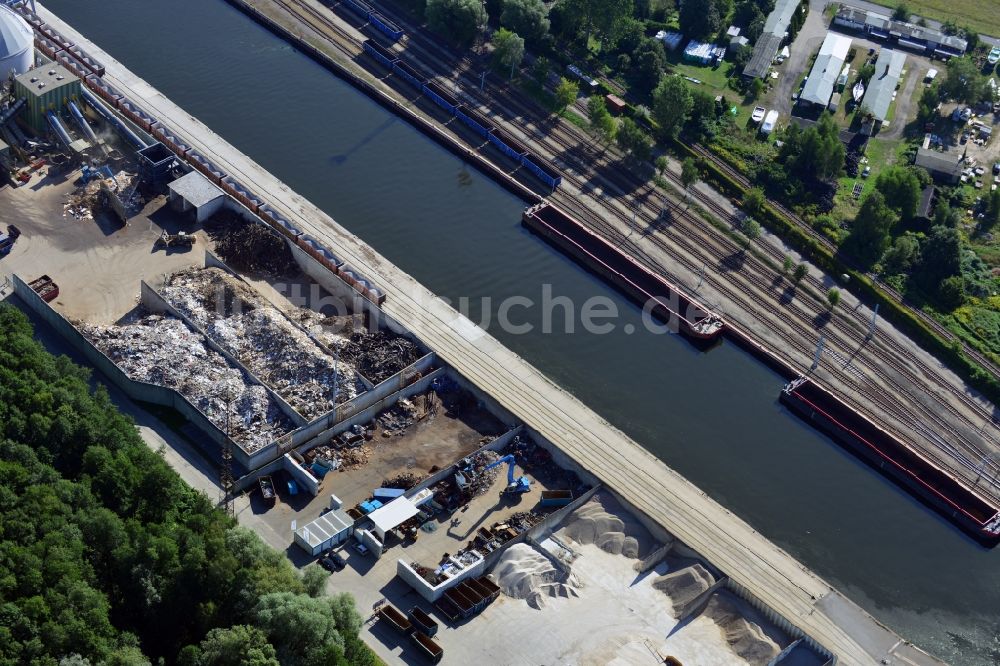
[{"x1": 0, "y1": 0, "x2": 984, "y2": 664}]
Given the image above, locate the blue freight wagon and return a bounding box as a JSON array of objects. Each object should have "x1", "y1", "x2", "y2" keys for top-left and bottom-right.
[
  {"x1": 455, "y1": 105, "x2": 494, "y2": 138},
  {"x1": 488, "y1": 128, "x2": 527, "y2": 161},
  {"x1": 369, "y1": 12, "x2": 404, "y2": 42},
  {"x1": 521, "y1": 152, "x2": 562, "y2": 189},
  {"x1": 341, "y1": 0, "x2": 375, "y2": 18},
  {"x1": 392, "y1": 61, "x2": 424, "y2": 88},
  {"x1": 422, "y1": 81, "x2": 459, "y2": 114},
  {"x1": 362, "y1": 39, "x2": 398, "y2": 67}
]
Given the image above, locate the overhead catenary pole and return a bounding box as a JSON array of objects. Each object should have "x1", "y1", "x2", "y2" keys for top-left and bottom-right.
[
  {"x1": 811, "y1": 335, "x2": 826, "y2": 372},
  {"x1": 866, "y1": 303, "x2": 879, "y2": 340}
]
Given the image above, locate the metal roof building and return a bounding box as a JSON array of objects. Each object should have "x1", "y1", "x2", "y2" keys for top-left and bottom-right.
[
  {"x1": 294, "y1": 507, "x2": 354, "y2": 556},
  {"x1": 0, "y1": 5, "x2": 32, "y2": 83},
  {"x1": 800, "y1": 33, "x2": 852, "y2": 107},
  {"x1": 914, "y1": 147, "x2": 962, "y2": 183},
  {"x1": 861, "y1": 49, "x2": 906, "y2": 123},
  {"x1": 742, "y1": 0, "x2": 800, "y2": 78},
  {"x1": 167, "y1": 170, "x2": 225, "y2": 222}
]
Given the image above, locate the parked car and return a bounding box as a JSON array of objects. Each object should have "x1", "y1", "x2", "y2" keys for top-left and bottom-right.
[
  {"x1": 861, "y1": 166, "x2": 871, "y2": 178},
  {"x1": 319, "y1": 552, "x2": 346, "y2": 571}
]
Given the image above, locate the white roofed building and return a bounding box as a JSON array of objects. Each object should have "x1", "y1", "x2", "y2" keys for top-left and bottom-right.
[{"x1": 800, "y1": 33, "x2": 853, "y2": 108}]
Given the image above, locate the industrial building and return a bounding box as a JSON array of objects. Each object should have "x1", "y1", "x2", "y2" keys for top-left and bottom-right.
[
  {"x1": 861, "y1": 48, "x2": 907, "y2": 129},
  {"x1": 800, "y1": 33, "x2": 852, "y2": 108},
  {"x1": 13, "y1": 63, "x2": 80, "y2": 133},
  {"x1": 742, "y1": 0, "x2": 800, "y2": 79},
  {"x1": 0, "y1": 4, "x2": 33, "y2": 83},
  {"x1": 833, "y1": 6, "x2": 967, "y2": 58},
  {"x1": 294, "y1": 499, "x2": 355, "y2": 556},
  {"x1": 167, "y1": 169, "x2": 225, "y2": 222}
]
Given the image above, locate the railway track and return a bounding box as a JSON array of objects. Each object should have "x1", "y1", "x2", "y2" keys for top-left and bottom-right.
[
  {"x1": 689, "y1": 144, "x2": 1000, "y2": 381},
  {"x1": 273, "y1": 0, "x2": 1000, "y2": 500}
]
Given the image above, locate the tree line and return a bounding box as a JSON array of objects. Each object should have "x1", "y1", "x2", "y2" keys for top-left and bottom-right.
[{"x1": 0, "y1": 306, "x2": 377, "y2": 666}]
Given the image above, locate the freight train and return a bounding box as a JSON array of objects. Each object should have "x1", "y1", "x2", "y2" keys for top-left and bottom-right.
[
  {"x1": 782, "y1": 376, "x2": 1000, "y2": 545},
  {"x1": 339, "y1": 0, "x2": 404, "y2": 42},
  {"x1": 12, "y1": 3, "x2": 387, "y2": 307},
  {"x1": 522, "y1": 202, "x2": 724, "y2": 341},
  {"x1": 361, "y1": 39, "x2": 562, "y2": 190}
]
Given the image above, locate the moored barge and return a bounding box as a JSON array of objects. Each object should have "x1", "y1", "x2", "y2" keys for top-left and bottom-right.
[
  {"x1": 782, "y1": 376, "x2": 1000, "y2": 545},
  {"x1": 522, "y1": 203, "x2": 724, "y2": 340}
]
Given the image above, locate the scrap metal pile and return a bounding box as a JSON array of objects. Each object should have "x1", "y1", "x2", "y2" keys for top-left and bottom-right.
[
  {"x1": 294, "y1": 310, "x2": 423, "y2": 385},
  {"x1": 304, "y1": 424, "x2": 374, "y2": 472},
  {"x1": 162, "y1": 268, "x2": 365, "y2": 419},
  {"x1": 337, "y1": 330, "x2": 423, "y2": 384},
  {"x1": 80, "y1": 312, "x2": 292, "y2": 452},
  {"x1": 64, "y1": 170, "x2": 139, "y2": 221},
  {"x1": 204, "y1": 212, "x2": 300, "y2": 276}
]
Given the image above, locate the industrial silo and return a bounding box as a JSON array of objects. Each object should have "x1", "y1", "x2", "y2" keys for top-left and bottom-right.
[{"x1": 0, "y1": 5, "x2": 33, "y2": 83}]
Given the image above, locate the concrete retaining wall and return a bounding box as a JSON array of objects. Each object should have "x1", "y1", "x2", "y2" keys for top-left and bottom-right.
[
  {"x1": 725, "y1": 577, "x2": 836, "y2": 664},
  {"x1": 283, "y1": 452, "x2": 321, "y2": 496},
  {"x1": 11, "y1": 274, "x2": 239, "y2": 462}
]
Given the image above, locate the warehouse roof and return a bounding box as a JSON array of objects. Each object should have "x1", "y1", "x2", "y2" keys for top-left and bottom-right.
[
  {"x1": 801, "y1": 33, "x2": 852, "y2": 106},
  {"x1": 168, "y1": 170, "x2": 224, "y2": 208},
  {"x1": 861, "y1": 49, "x2": 906, "y2": 121},
  {"x1": 14, "y1": 63, "x2": 78, "y2": 95}
]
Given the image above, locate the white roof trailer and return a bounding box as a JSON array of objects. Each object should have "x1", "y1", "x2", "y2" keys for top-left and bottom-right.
[{"x1": 761, "y1": 110, "x2": 779, "y2": 135}]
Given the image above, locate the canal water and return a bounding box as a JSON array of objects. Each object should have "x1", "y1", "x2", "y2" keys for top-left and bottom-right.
[{"x1": 41, "y1": 1, "x2": 998, "y2": 662}]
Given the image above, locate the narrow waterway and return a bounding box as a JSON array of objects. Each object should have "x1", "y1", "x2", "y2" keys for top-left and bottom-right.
[{"x1": 39, "y1": 0, "x2": 999, "y2": 662}]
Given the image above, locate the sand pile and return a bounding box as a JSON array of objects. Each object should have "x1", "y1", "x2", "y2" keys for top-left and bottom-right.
[
  {"x1": 491, "y1": 543, "x2": 581, "y2": 609},
  {"x1": 652, "y1": 563, "x2": 716, "y2": 617},
  {"x1": 703, "y1": 593, "x2": 783, "y2": 665},
  {"x1": 556, "y1": 493, "x2": 653, "y2": 558}
]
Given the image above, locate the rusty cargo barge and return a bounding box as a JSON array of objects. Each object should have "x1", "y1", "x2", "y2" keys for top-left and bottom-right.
[
  {"x1": 522, "y1": 203, "x2": 724, "y2": 341},
  {"x1": 782, "y1": 377, "x2": 1000, "y2": 545}
]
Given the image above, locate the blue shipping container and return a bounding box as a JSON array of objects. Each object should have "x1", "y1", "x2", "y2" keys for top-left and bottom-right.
[
  {"x1": 369, "y1": 12, "x2": 404, "y2": 42},
  {"x1": 455, "y1": 105, "x2": 493, "y2": 138}
]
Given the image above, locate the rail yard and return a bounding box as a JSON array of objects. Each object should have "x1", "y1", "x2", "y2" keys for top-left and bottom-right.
[
  {"x1": 0, "y1": 0, "x2": 986, "y2": 663},
  {"x1": 233, "y1": 0, "x2": 1000, "y2": 539}
]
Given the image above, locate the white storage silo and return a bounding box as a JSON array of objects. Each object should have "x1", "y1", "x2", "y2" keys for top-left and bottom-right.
[{"x1": 0, "y1": 5, "x2": 33, "y2": 84}]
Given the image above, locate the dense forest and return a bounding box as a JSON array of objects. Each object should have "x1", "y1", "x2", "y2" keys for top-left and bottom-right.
[{"x1": 0, "y1": 306, "x2": 378, "y2": 666}]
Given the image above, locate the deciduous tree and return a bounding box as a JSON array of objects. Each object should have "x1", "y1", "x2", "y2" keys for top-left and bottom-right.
[
  {"x1": 500, "y1": 0, "x2": 550, "y2": 44},
  {"x1": 848, "y1": 190, "x2": 898, "y2": 267},
  {"x1": 492, "y1": 28, "x2": 525, "y2": 78},
  {"x1": 652, "y1": 76, "x2": 693, "y2": 138},
  {"x1": 426, "y1": 0, "x2": 487, "y2": 47}
]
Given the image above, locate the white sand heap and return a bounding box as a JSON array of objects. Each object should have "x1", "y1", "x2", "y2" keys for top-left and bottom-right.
[
  {"x1": 555, "y1": 492, "x2": 653, "y2": 559},
  {"x1": 703, "y1": 592, "x2": 783, "y2": 666},
  {"x1": 652, "y1": 563, "x2": 717, "y2": 617},
  {"x1": 491, "y1": 543, "x2": 581, "y2": 609},
  {"x1": 163, "y1": 268, "x2": 363, "y2": 418}
]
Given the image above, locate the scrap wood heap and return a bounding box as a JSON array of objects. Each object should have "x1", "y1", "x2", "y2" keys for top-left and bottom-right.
[
  {"x1": 162, "y1": 268, "x2": 364, "y2": 419},
  {"x1": 79, "y1": 312, "x2": 292, "y2": 452},
  {"x1": 203, "y1": 212, "x2": 300, "y2": 276}
]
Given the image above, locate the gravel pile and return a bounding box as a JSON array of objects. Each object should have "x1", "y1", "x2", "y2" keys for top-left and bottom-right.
[
  {"x1": 80, "y1": 312, "x2": 292, "y2": 453},
  {"x1": 162, "y1": 268, "x2": 363, "y2": 419}
]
